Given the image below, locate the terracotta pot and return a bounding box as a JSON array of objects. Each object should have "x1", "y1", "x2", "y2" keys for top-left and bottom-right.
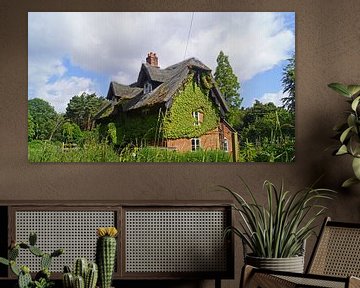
[{"x1": 245, "y1": 254, "x2": 305, "y2": 273}]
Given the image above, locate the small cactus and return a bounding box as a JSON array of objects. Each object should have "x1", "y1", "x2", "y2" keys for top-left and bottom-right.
[
  {"x1": 63, "y1": 272, "x2": 74, "y2": 288},
  {"x1": 0, "y1": 232, "x2": 63, "y2": 288},
  {"x1": 29, "y1": 232, "x2": 37, "y2": 246},
  {"x1": 85, "y1": 262, "x2": 98, "y2": 288},
  {"x1": 18, "y1": 269, "x2": 32, "y2": 288},
  {"x1": 74, "y1": 258, "x2": 88, "y2": 279},
  {"x1": 41, "y1": 253, "x2": 52, "y2": 270},
  {"x1": 9, "y1": 246, "x2": 19, "y2": 260},
  {"x1": 63, "y1": 259, "x2": 98, "y2": 288},
  {"x1": 29, "y1": 245, "x2": 44, "y2": 257},
  {"x1": 74, "y1": 275, "x2": 85, "y2": 288},
  {"x1": 96, "y1": 227, "x2": 118, "y2": 288}
]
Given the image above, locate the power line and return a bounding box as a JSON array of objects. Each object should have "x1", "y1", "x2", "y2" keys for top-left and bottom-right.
[{"x1": 183, "y1": 12, "x2": 195, "y2": 60}]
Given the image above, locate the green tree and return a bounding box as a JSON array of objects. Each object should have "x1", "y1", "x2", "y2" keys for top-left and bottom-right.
[
  {"x1": 281, "y1": 53, "x2": 295, "y2": 112},
  {"x1": 61, "y1": 121, "x2": 83, "y2": 143},
  {"x1": 65, "y1": 93, "x2": 107, "y2": 131},
  {"x1": 28, "y1": 98, "x2": 58, "y2": 140},
  {"x1": 28, "y1": 114, "x2": 35, "y2": 141},
  {"x1": 214, "y1": 51, "x2": 242, "y2": 108},
  {"x1": 239, "y1": 100, "x2": 295, "y2": 162}
]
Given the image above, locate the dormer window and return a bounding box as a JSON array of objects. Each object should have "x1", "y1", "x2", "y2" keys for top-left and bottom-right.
[
  {"x1": 144, "y1": 82, "x2": 152, "y2": 94},
  {"x1": 192, "y1": 111, "x2": 204, "y2": 126}
]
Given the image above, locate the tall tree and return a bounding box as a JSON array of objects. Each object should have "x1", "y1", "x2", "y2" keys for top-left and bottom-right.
[
  {"x1": 65, "y1": 93, "x2": 106, "y2": 131},
  {"x1": 214, "y1": 51, "x2": 242, "y2": 108},
  {"x1": 281, "y1": 53, "x2": 295, "y2": 112},
  {"x1": 28, "y1": 98, "x2": 58, "y2": 140}
]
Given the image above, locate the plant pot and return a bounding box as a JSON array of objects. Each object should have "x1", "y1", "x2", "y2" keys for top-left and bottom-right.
[{"x1": 245, "y1": 254, "x2": 304, "y2": 273}]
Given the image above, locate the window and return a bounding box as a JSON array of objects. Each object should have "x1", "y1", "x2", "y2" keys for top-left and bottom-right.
[
  {"x1": 223, "y1": 138, "x2": 229, "y2": 152},
  {"x1": 144, "y1": 82, "x2": 152, "y2": 94},
  {"x1": 192, "y1": 111, "x2": 203, "y2": 126},
  {"x1": 191, "y1": 138, "x2": 200, "y2": 151}
]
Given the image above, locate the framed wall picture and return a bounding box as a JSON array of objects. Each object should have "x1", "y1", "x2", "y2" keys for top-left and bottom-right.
[{"x1": 28, "y1": 12, "x2": 295, "y2": 163}]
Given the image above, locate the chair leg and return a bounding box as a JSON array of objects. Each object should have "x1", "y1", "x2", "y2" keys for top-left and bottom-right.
[
  {"x1": 240, "y1": 265, "x2": 255, "y2": 288},
  {"x1": 240, "y1": 265, "x2": 296, "y2": 288}
]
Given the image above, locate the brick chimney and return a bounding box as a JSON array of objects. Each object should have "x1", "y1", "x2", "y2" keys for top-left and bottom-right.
[{"x1": 146, "y1": 52, "x2": 159, "y2": 67}]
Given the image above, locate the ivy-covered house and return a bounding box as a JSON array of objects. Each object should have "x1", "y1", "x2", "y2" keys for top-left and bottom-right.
[{"x1": 95, "y1": 52, "x2": 238, "y2": 158}]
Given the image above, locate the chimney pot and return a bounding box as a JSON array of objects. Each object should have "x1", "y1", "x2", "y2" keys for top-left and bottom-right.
[{"x1": 146, "y1": 52, "x2": 159, "y2": 68}]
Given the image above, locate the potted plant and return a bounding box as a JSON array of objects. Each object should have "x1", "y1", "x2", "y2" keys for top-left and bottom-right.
[
  {"x1": 328, "y1": 83, "x2": 360, "y2": 187},
  {"x1": 0, "y1": 232, "x2": 63, "y2": 288},
  {"x1": 222, "y1": 179, "x2": 334, "y2": 273}
]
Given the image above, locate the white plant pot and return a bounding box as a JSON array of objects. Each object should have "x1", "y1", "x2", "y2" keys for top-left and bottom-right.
[{"x1": 245, "y1": 254, "x2": 305, "y2": 273}]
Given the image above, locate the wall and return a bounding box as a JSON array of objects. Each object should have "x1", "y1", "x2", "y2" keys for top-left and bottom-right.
[{"x1": 1, "y1": 1, "x2": 360, "y2": 287}]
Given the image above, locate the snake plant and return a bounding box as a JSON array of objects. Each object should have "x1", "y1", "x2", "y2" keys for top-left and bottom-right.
[{"x1": 222, "y1": 179, "x2": 335, "y2": 258}]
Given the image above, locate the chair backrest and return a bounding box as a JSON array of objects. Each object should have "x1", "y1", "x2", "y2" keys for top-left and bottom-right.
[{"x1": 307, "y1": 217, "x2": 360, "y2": 277}]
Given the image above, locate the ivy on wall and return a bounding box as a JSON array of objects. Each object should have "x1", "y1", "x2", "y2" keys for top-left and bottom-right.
[
  {"x1": 99, "y1": 74, "x2": 220, "y2": 144},
  {"x1": 163, "y1": 76, "x2": 219, "y2": 139}
]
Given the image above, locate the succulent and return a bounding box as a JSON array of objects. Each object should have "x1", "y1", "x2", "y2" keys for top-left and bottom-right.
[
  {"x1": 62, "y1": 259, "x2": 98, "y2": 288},
  {"x1": 0, "y1": 232, "x2": 63, "y2": 288},
  {"x1": 74, "y1": 275, "x2": 85, "y2": 288},
  {"x1": 74, "y1": 258, "x2": 88, "y2": 280},
  {"x1": 85, "y1": 262, "x2": 98, "y2": 288},
  {"x1": 96, "y1": 227, "x2": 118, "y2": 288},
  {"x1": 19, "y1": 269, "x2": 32, "y2": 288}
]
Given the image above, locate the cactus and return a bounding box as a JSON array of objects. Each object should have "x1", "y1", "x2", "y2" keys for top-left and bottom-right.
[
  {"x1": 96, "y1": 227, "x2": 118, "y2": 288},
  {"x1": 10, "y1": 260, "x2": 20, "y2": 276},
  {"x1": 63, "y1": 259, "x2": 98, "y2": 288},
  {"x1": 29, "y1": 232, "x2": 37, "y2": 246},
  {"x1": 74, "y1": 275, "x2": 85, "y2": 288},
  {"x1": 41, "y1": 253, "x2": 52, "y2": 270},
  {"x1": 18, "y1": 270, "x2": 32, "y2": 288},
  {"x1": 9, "y1": 246, "x2": 19, "y2": 260},
  {"x1": 0, "y1": 232, "x2": 63, "y2": 288},
  {"x1": 29, "y1": 245, "x2": 44, "y2": 257},
  {"x1": 63, "y1": 272, "x2": 74, "y2": 288},
  {"x1": 0, "y1": 257, "x2": 9, "y2": 266},
  {"x1": 74, "y1": 258, "x2": 88, "y2": 279},
  {"x1": 85, "y1": 262, "x2": 98, "y2": 288}
]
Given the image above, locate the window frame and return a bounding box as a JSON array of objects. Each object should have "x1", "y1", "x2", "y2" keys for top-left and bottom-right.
[
  {"x1": 191, "y1": 138, "x2": 201, "y2": 151},
  {"x1": 144, "y1": 82, "x2": 152, "y2": 94}
]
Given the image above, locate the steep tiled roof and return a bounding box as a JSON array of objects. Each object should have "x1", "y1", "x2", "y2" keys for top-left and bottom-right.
[{"x1": 106, "y1": 57, "x2": 228, "y2": 114}]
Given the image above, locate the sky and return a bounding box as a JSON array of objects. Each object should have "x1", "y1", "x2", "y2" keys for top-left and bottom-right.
[{"x1": 28, "y1": 12, "x2": 295, "y2": 113}]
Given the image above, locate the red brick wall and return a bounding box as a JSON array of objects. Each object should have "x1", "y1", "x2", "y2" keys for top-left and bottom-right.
[
  {"x1": 166, "y1": 122, "x2": 234, "y2": 153},
  {"x1": 221, "y1": 122, "x2": 234, "y2": 153}
]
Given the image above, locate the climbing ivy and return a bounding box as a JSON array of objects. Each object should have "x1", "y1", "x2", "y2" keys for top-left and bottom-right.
[
  {"x1": 99, "y1": 74, "x2": 219, "y2": 144},
  {"x1": 99, "y1": 112, "x2": 162, "y2": 145},
  {"x1": 163, "y1": 76, "x2": 219, "y2": 139},
  {"x1": 117, "y1": 113, "x2": 161, "y2": 144}
]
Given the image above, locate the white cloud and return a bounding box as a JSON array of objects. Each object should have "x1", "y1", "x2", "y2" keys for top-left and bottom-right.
[
  {"x1": 257, "y1": 90, "x2": 288, "y2": 107},
  {"x1": 36, "y1": 77, "x2": 96, "y2": 112},
  {"x1": 28, "y1": 12, "x2": 294, "y2": 111}
]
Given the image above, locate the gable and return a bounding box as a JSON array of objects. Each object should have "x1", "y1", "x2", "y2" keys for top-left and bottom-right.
[
  {"x1": 162, "y1": 76, "x2": 219, "y2": 139},
  {"x1": 104, "y1": 57, "x2": 229, "y2": 117}
]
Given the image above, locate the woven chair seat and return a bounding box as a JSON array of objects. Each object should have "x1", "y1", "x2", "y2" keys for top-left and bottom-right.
[{"x1": 241, "y1": 218, "x2": 360, "y2": 288}]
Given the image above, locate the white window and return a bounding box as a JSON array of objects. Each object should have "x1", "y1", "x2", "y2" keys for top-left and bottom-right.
[
  {"x1": 191, "y1": 138, "x2": 200, "y2": 151},
  {"x1": 144, "y1": 82, "x2": 152, "y2": 94},
  {"x1": 192, "y1": 111, "x2": 203, "y2": 126},
  {"x1": 223, "y1": 138, "x2": 229, "y2": 152}
]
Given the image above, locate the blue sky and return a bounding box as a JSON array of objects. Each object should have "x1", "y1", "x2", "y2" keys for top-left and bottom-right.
[{"x1": 28, "y1": 12, "x2": 295, "y2": 112}]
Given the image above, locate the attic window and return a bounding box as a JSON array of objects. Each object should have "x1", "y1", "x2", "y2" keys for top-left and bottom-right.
[
  {"x1": 192, "y1": 111, "x2": 203, "y2": 126},
  {"x1": 144, "y1": 82, "x2": 152, "y2": 94}
]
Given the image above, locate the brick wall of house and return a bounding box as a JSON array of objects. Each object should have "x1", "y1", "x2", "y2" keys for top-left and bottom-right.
[
  {"x1": 221, "y1": 122, "x2": 234, "y2": 154},
  {"x1": 166, "y1": 122, "x2": 235, "y2": 154}
]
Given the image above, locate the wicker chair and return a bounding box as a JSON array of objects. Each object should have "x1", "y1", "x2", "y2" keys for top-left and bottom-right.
[{"x1": 241, "y1": 217, "x2": 360, "y2": 288}]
